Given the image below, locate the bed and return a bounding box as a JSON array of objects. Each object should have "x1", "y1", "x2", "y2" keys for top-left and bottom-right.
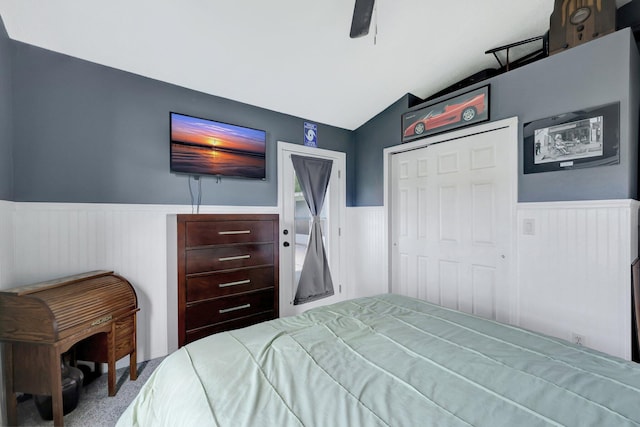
[{"x1": 117, "y1": 294, "x2": 640, "y2": 426}]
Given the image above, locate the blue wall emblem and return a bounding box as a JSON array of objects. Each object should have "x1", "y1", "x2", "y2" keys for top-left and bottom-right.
[{"x1": 304, "y1": 122, "x2": 317, "y2": 147}]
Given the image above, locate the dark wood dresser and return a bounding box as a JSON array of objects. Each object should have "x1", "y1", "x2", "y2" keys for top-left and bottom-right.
[
  {"x1": 0, "y1": 270, "x2": 139, "y2": 427},
  {"x1": 177, "y1": 214, "x2": 279, "y2": 347}
]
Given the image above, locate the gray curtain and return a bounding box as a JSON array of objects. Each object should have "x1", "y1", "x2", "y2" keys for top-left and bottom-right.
[{"x1": 291, "y1": 154, "x2": 334, "y2": 305}]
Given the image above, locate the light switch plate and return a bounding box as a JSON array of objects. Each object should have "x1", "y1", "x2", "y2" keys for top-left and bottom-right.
[{"x1": 523, "y1": 218, "x2": 535, "y2": 235}]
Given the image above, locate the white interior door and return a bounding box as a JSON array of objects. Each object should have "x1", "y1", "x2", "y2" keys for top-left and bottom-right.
[
  {"x1": 278, "y1": 141, "x2": 346, "y2": 317},
  {"x1": 390, "y1": 124, "x2": 516, "y2": 323}
]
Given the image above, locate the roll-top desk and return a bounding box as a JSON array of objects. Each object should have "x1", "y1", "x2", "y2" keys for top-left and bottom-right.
[
  {"x1": 0, "y1": 270, "x2": 139, "y2": 426},
  {"x1": 177, "y1": 214, "x2": 279, "y2": 347}
]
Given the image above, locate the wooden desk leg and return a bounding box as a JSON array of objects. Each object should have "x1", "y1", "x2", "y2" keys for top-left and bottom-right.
[
  {"x1": 49, "y1": 348, "x2": 64, "y2": 427},
  {"x1": 3, "y1": 343, "x2": 17, "y2": 426},
  {"x1": 107, "y1": 325, "x2": 116, "y2": 396}
]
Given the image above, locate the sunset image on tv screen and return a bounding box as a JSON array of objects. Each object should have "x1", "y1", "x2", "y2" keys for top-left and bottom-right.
[{"x1": 170, "y1": 113, "x2": 266, "y2": 179}]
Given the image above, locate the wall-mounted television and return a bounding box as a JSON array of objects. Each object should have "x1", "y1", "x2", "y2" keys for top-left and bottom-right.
[{"x1": 170, "y1": 112, "x2": 266, "y2": 179}]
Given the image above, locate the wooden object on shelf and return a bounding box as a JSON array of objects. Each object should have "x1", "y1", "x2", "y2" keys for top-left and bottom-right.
[
  {"x1": 549, "y1": 0, "x2": 616, "y2": 55},
  {"x1": 177, "y1": 214, "x2": 279, "y2": 347},
  {"x1": 0, "y1": 270, "x2": 139, "y2": 427}
]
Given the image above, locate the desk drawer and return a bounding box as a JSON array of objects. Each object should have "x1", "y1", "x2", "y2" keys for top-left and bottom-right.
[
  {"x1": 74, "y1": 313, "x2": 136, "y2": 362},
  {"x1": 187, "y1": 266, "x2": 274, "y2": 302},
  {"x1": 186, "y1": 220, "x2": 275, "y2": 247},
  {"x1": 186, "y1": 289, "x2": 274, "y2": 330},
  {"x1": 114, "y1": 315, "x2": 136, "y2": 360},
  {"x1": 186, "y1": 243, "x2": 274, "y2": 274}
]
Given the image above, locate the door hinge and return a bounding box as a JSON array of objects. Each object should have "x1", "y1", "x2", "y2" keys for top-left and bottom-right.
[
  {"x1": 338, "y1": 170, "x2": 341, "y2": 179},
  {"x1": 339, "y1": 284, "x2": 342, "y2": 293},
  {"x1": 339, "y1": 227, "x2": 342, "y2": 237}
]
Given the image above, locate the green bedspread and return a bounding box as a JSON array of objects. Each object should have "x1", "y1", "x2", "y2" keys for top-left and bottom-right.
[{"x1": 117, "y1": 294, "x2": 640, "y2": 426}]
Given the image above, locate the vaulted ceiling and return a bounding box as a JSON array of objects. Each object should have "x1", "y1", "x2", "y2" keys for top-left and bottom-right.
[{"x1": 0, "y1": 0, "x2": 632, "y2": 130}]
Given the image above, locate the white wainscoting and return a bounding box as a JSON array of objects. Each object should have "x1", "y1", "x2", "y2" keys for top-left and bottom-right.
[
  {"x1": 362, "y1": 199, "x2": 640, "y2": 360},
  {"x1": 4, "y1": 200, "x2": 637, "y2": 365},
  {"x1": 9, "y1": 202, "x2": 278, "y2": 363},
  {"x1": 0, "y1": 200, "x2": 14, "y2": 289},
  {"x1": 517, "y1": 199, "x2": 639, "y2": 360},
  {"x1": 346, "y1": 206, "x2": 388, "y2": 299},
  {"x1": 4, "y1": 202, "x2": 383, "y2": 363}
]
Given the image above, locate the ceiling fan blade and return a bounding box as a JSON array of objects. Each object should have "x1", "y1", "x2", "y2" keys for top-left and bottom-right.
[{"x1": 350, "y1": 0, "x2": 375, "y2": 38}]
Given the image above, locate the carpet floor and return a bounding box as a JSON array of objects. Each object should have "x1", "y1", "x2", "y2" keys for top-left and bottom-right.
[{"x1": 15, "y1": 357, "x2": 164, "y2": 427}]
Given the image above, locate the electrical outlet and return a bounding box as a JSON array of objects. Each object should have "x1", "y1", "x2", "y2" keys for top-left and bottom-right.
[{"x1": 571, "y1": 332, "x2": 586, "y2": 346}]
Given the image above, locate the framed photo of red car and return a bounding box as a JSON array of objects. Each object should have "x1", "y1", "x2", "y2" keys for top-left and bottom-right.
[
  {"x1": 401, "y1": 85, "x2": 490, "y2": 143},
  {"x1": 523, "y1": 102, "x2": 620, "y2": 174}
]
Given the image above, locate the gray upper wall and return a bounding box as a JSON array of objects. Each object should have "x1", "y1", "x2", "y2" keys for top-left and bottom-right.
[
  {"x1": 503, "y1": 29, "x2": 638, "y2": 203},
  {"x1": 10, "y1": 42, "x2": 356, "y2": 206},
  {"x1": 352, "y1": 94, "x2": 412, "y2": 206},
  {"x1": 354, "y1": 28, "x2": 640, "y2": 205},
  {"x1": 5, "y1": 25, "x2": 639, "y2": 207},
  {"x1": 0, "y1": 16, "x2": 13, "y2": 200}
]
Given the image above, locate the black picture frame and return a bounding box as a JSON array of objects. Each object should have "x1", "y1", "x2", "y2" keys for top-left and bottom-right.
[
  {"x1": 523, "y1": 102, "x2": 620, "y2": 174},
  {"x1": 401, "y1": 85, "x2": 490, "y2": 143}
]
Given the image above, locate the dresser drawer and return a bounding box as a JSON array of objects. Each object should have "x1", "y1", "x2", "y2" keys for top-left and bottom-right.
[
  {"x1": 186, "y1": 289, "x2": 275, "y2": 330},
  {"x1": 187, "y1": 266, "x2": 274, "y2": 302},
  {"x1": 186, "y1": 243, "x2": 274, "y2": 274},
  {"x1": 186, "y1": 220, "x2": 275, "y2": 247},
  {"x1": 185, "y1": 311, "x2": 275, "y2": 344}
]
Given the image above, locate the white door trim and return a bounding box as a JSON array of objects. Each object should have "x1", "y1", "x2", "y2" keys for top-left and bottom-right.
[
  {"x1": 383, "y1": 117, "x2": 519, "y2": 322},
  {"x1": 277, "y1": 141, "x2": 347, "y2": 317}
]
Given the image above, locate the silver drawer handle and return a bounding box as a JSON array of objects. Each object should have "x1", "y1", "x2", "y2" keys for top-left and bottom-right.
[
  {"x1": 219, "y1": 279, "x2": 251, "y2": 288},
  {"x1": 218, "y1": 255, "x2": 250, "y2": 262},
  {"x1": 218, "y1": 230, "x2": 251, "y2": 235},
  {"x1": 219, "y1": 304, "x2": 251, "y2": 314}
]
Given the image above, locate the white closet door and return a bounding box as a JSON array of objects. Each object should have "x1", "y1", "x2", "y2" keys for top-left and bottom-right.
[{"x1": 391, "y1": 125, "x2": 515, "y2": 322}]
